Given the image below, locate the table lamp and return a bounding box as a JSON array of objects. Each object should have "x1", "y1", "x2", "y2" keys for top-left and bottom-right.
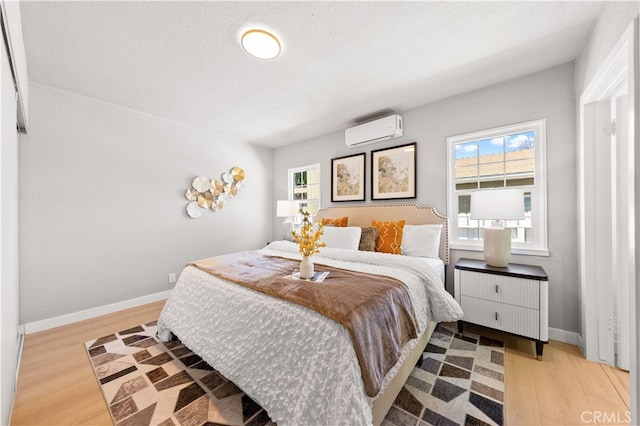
[
  {"x1": 470, "y1": 188, "x2": 525, "y2": 267},
  {"x1": 276, "y1": 200, "x2": 300, "y2": 222},
  {"x1": 276, "y1": 200, "x2": 300, "y2": 240}
]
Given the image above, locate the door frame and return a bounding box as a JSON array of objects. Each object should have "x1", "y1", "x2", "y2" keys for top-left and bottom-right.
[{"x1": 578, "y1": 17, "x2": 638, "y2": 423}]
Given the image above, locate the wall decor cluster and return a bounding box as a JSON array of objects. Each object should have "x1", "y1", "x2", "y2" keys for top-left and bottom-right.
[
  {"x1": 331, "y1": 142, "x2": 416, "y2": 202},
  {"x1": 184, "y1": 166, "x2": 245, "y2": 218}
]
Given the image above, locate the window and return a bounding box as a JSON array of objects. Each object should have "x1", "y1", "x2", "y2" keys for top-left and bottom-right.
[
  {"x1": 447, "y1": 120, "x2": 548, "y2": 255},
  {"x1": 288, "y1": 163, "x2": 321, "y2": 215}
]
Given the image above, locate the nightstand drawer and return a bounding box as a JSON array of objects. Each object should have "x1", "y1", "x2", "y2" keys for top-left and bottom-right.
[
  {"x1": 459, "y1": 270, "x2": 539, "y2": 309},
  {"x1": 460, "y1": 296, "x2": 540, "y2": 339}
]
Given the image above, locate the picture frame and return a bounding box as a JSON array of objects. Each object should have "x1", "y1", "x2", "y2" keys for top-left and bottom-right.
[
  {"x1": 371, "y1": 142, "x2": 417, "y2": 200},
  {"x1": 331, "y1": 153, "x2": 366, "y2": 202}
]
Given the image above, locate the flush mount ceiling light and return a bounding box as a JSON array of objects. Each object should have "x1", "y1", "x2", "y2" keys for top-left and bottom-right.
[{"x1": 241, "y1": 29, "x2": 281, "y2": 60}]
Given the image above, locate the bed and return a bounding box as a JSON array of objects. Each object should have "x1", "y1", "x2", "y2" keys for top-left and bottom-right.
[{"x1": 157, "y1": 204, "x2": 463, "y2": 425}]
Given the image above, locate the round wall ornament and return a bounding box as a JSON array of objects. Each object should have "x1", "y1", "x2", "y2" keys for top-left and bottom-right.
[
  {"x1": 185, "y1": 187, "x2": 199, "y2": 201},
  {"x1": 231, "y1": 167, "x2": 245, "y2": 182},
  {"x1": 186, "y1": 201, "x2": 202, "y2": 218},
  {"x1": 192, "y1": 176, "x2": 211, "y2": 192},
  {"x1": 197, "y1": 192, "x2": 214, "y2": 208},
  {"x1": 210, "y1": 179, "x2": 224, "y2": 196}
]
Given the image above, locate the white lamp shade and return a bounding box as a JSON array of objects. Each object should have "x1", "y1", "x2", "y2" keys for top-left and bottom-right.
[
  {"x1": 470, "y1": 188, "x2": 525, "y2": 221},
  {"x1": 276, "y1": 200, "x2": 299, "y2": 217}
]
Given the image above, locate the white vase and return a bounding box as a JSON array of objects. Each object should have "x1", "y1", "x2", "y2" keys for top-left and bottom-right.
[{"x1": 300, "y1": 255, "x2": 314, "y2": 279}]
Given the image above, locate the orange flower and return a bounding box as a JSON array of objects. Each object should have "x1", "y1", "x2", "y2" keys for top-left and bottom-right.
[{"x1": 291, "y1": 210, "x2": 326, "y2": 256}]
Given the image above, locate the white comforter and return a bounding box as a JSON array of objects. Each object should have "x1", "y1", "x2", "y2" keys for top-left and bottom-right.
[{"x1": 157, "y1": 241, "x2": 463, "y2": 426}]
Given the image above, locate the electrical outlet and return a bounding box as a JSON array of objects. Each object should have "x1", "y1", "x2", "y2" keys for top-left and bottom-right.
[{"x1": 168, "y1": 273, "x2": 177, "y2": 284}]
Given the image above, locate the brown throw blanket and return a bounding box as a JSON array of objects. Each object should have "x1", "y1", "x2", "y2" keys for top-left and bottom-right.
[{"x1": 189, "y1": 251, "x2": 418, "y2": 397}]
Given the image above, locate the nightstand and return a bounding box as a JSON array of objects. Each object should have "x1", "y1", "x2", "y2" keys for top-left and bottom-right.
[{"x1": 454, "y1": 258, "x2": 549, "y2": 359}]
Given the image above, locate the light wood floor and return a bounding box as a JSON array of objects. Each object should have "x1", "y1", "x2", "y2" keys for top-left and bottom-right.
[
  {"x1": 461, "y1": 323, "x2": 631, "y2": 426},
  {"x1": 10, "y1": 301, "x2": 630, "y2": 425}
]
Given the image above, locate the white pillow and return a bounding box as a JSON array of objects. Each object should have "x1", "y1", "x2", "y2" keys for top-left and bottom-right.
[
  {"x1": 321, "y1": 226, "x2": 362, "y2": 250},
  {"x1": 401, "y1": 224, "x2": 442, "y2": 258}
]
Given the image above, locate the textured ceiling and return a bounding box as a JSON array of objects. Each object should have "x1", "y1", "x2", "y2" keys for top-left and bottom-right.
[{"x1": 20, "y1": 1, "x2": 604, "y2": 147}]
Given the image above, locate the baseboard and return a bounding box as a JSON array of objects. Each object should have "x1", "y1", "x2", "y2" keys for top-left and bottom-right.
[
  {"x1": 23, "y1": 290, "x2": 171, "y2": 335},
  {"x1": 548, "y1": 327, "x2": 581, "y2": 346},
  {"x1": 576, "y1": 334, "x2": 585, "y2": 357},
  {"x1": 9, "y1": 329, "x2": 25, "y2": 424},
  {"x1": 15, "y1": 330, "x2": 24, "y2": 392}
]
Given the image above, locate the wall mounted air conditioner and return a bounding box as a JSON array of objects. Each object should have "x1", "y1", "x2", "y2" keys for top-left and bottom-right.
[{"x1": 344, "y1": 114, "x2": 403, "y2": 147}]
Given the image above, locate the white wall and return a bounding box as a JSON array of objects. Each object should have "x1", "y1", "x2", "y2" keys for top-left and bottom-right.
[
  {"x1": 273, "y1": 63, "x2": 579, "y2": 334},
  {"x1": 575, "y1": 2, "x2": 640, "y2": 95},
  {"x1": 1, "y1": 35, "x2": 20, "y2": 425},
  {"x1": 18, "y1": 83, "x2": 273, "y2": 324}
]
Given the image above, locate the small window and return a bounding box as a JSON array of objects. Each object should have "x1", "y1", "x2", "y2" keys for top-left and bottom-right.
[
  {"x1": 288, "y1": 163, "x2": 321, "y2": 215},
  {"x1": 447, "y1": 120, "x2": 548, "y2": 255}
]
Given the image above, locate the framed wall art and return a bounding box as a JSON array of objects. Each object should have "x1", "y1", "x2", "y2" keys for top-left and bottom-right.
[
  {"x1": 331, "y1": 153, "x2": 366, "y2": 202},
  {"x1": 371, "y1": 142, "x2": 416, "y2": 200}
]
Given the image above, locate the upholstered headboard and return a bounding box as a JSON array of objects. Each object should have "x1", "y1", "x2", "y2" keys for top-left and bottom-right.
[{"x1": 314, "y1": 204, "x2": 450, "y2": 264}]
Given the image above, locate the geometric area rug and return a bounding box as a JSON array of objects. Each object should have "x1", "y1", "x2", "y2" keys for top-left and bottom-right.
[
  {"x1": 84, "y1": 320, "x2": 274, "y2": 426},
  {"x1": 85, "y1": 322, "x2": 504, "y2": 426},
  {"x1": 384, "y1": 323, "x2": 505, "y2": 426}
]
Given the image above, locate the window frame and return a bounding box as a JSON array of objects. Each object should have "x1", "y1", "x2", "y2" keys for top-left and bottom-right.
[
  {"x1": 287, "y1": 163, "x2": 321, "y2": 215},
  {"x1": 446, "y1": 119, "x2": 549, "y2": 256}
]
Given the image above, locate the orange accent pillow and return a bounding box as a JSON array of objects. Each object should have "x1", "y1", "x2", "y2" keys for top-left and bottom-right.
[
  {"x1": 319, "y1": 217, "x2": 348, "y2": 227},
  {"x1": 371, "y1": 219, "x2": 406, "y2": 254}
]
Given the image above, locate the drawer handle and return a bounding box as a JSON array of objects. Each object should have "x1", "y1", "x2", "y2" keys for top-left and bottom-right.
[
  {"x1": 495, "y1": 285, "x2": 499, "y2": 293},
  {"x1": 495, "y1": 312, "x2": 498, "y2": 321}
]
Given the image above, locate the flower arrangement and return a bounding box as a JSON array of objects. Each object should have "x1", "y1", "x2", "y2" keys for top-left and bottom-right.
[{"x1": 291, "y1": 209, "x2": 326, "y2": 256}]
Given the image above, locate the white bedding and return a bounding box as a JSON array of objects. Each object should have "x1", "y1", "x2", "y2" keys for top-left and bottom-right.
[
  {"x1": 415, "y1": 256, "x2": 445, "y2": 285},
  {"x1": 157, "y1": 240, "x2": 463, "y2": 426}
]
